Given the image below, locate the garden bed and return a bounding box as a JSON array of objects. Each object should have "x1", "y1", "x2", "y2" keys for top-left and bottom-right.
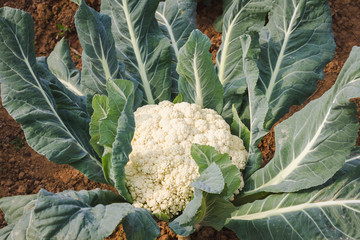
[{"x1": 0, "y1": 0, "x2": 359, "y2": 239}]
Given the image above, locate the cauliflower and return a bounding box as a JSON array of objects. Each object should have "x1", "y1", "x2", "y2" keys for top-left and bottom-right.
[{"x1": 125, "y1": 101, "x2": 248, "y2": 217}]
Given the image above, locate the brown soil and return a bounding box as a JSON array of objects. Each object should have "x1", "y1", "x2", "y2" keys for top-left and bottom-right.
[{"x1": 0, "y1": 0, "x2": 359, "y2": 239}]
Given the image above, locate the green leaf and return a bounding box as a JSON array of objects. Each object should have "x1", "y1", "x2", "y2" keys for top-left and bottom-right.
[
  {"x1": 240, "y1": 34, "x2": 268, "y2": 179},
  {"x1": 243, "y1": 47, "x2": 360, "y2": 196},
  {"x1": 123, "y1": 208, "x2": 160, "y2": 240},
  {"x1": 0, "y1": 189, "x2": 129, "y2": 240},
  {"x1": 227, "y1": 167, "x2": 360, "y2": 240},
  {"x1": 169, "y1": 189, "x2": 203, "y2": 236},
  {"x1": 231, "y1": 105, "x2": 250, "y2": 151},
  {"x1": 172, "y1": 93, "x2": 183, "y2": 103},
  {"x1": 0, "y1": 195, "x2": 37, "y2": 225},
  {"x1": 47, "y1": 38, "x2": 86, "y2": 96},
  {"x1": 170, "y1": 146, "x2": 239, "y2": 236},
  {"x1": 341, "y1": 147, "x2": 360, "y2": 174},
  {"x1": 178, "y1": 30, "x2": 223, "y2": 113},
  {"x1": 258, "y1": 0, "x2": 335, "y2": 129},
  {"x1": 75, "y1": 0, "x2": 120, "y2": 94},
  {"x1": 197, "y1": 194, "x2": 235, "y2": 231},
  {"x1": 0, "y1": 7, "x2": 106, "y2": 183},
  {"x1": 191, "y1": 144, "x2": 241, "y2": 199},
  {"x1": 216, "y1": 0, "x2": 271, "y2": 120},
  {"x1": 0, "y1": 212, "x2": 37, "y2": 240},
  {"x1": 98, "y1": 79, "x2": 134, "y2": 147},
  {"x1": 90, "y1": 79, "x2": 135, "y2": 201},
  {"x1": 213, "y1": 0, "x2": 234, "y2": 32},
  {"x1": 33, "y1": 189, "x2": 132, "y2": 239},
  {"x1": 101, "y1": 0, "x2": 172, "y2": 104},
  {"x1": 156, "y1": 0, "x2": 197, "y2": 94},
  {"x1": 191, "y1": 162, "x2": 224, "y2": 194},
  {"x1": 109, "y1": 96, "x2": 135, "y2": 202},
  {"x1": 89, "y1": 94, "x2": 109, "y2": 157}
]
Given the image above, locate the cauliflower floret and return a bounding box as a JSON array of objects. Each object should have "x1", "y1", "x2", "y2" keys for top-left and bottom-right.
[{"x1": 125, "y1": 101, "x2": 248, "y2": 217}]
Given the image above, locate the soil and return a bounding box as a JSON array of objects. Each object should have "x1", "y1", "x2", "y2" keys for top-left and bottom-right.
[{"x1": 0, "y1": 0, "x2": 359, "y2": 239}]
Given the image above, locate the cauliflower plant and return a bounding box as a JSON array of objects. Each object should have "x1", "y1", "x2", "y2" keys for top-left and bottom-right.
[{"x1": 125, "y1": 101, "x2": 248, "y2": 217}]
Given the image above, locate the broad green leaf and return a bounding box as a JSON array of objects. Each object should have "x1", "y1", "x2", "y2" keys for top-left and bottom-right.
[
  {"x1": 216, "y1": 0, "x2": 271, "y2": 120},
  {"x1": 213, "y1": 0, "x2": 234, "y2": 32},
  {"x1": 0, "y1": 8, "x2": 106, "y2": 183},
  {"x1": 123, "y1": 208, "x2": 160, "y2": 240},
  {"x1": 178, "y1": 30, "x2": 223, "y2": 113},
  {"x1": 90, "y1": 79, "x2": 135, "y2": 199},
  {"x1": 243, "y1": 47, "x2": 360, "y2": 196},
  {"x1": 0, "y1": 189, "x2": 128, "y2": 240},
  {"x1": 109, "y1": 109, "x2": 135, "y2": 202},
  {"x1": 341, "y1": 147, "x2": 360, "y2": 174},
  {"x1": 240, "y1": 34, "x2": 268, "y2": 179},
  {"x1": 98, "y1": 79, "x2": 134, "y2": 147},
  {"x1": 89, "y1": 94, "x2": 109, "y2": 157},
  {"x1": 47, "y1": 38, "x2": 86, "y2": 96},
  {"x1": 0, "y1": 195, "x2": 37, "y2": 225},
  {"x1": 258, "y1": 0, "x2": 335, "y2": 128},
  {"x1": 170, "y1": 191, "x2": 235, "y2": 235},
  {"x1": 156, "y1": 0, "x2": 197, "y2": 94},
  {"x1": 330, "y1": 147, "x2": 360, "y2": 180},
  {"x1": 75, "y1": 0, "x2": 120, "y2": 94},
  {"x1": 227, "y1": 168, "x2": 360, "y2": 240},
  {"x1": 231, "y1": 105, "x2": 250, "y2": 151},
  {"x1": 0, "y1": 212, "x2": 37, "y2": 240},
  {"x1": 101, "y1": 0, "x2": 172, "y2": 104},
  {"x1": 169, "y1": 189, "x2": 203, "y2": 236},
  {"x1": 197, "y1": 194, "x2": 235, "y2": 231},
  {"x1": 191, "y1": 144, "x2": 241, "y2": 199},
  {"x1": 0, "y1": 224, "x2": 15, "y2": 240},
  {"x1": 170, "y1": 148, "x2": 237, "y2": 235},
  {"x1": 190, "y1": 162, "x2": 224, "y2": 194},
  {"x1": 33, "y1": 189, "x2": 133, "y2": 239}
]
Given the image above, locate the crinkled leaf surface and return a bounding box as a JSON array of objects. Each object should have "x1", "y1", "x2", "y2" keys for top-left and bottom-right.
[
  {"x1": 227, "y1": 167, "x2": 360, "y2": 240},
  {"x1": 178, "y1": 30, "x2": 223, "y2": 113},
  {"x1": 123, "y1": 208, "x2": 160, "y2": 240},
  {"x1": 108, "y1": 92, "x2": 135, "y2": 202},
  {"x1": 89, "y1": 94, "x2": 109, "y2": 157},
  {"x1": 170, "y1": 147, "x2": 238, "y2": 236},
  {"x1": 101, "y1": 0, "x2": 172, "y2": 104},
  {"x1": 47, "y1": 38, "x2": 86, "y2": 96},
  {"x1": 243, "y1": 47, "x2": 360, "y2": 196},
  {"x1": 213, "y1": 0, "x2": 234, "y2": 32},
  {"x1": 191, "y1": 162, "x2": 224, "y2": 194},
  {"x1": 89, "y1": 79, "x2": 135, "y2": 202},
  {"x1": 0, "y1": 195, "x2": 36, "y2": 225},
  {"x1": 98, "y1": 79, "x2": 134, "y2": 147},
  {"x1": 156, "y1": 0, "x2": 197, "y2": 94},
  {"x1": 169, "y1": 189, "x2": 203, "y2": 236},
  {"x1": 0, "y1": 189, "x2": 158, "y2": 240},
  {"x1": 191, "y1": 144, "x2": 241, "y2": 199},
  {"x1": 231, "y1": 105, "x2": 250, "y2": 151},
  {"x1": 216, "y1": 0, "x2": 271, "y2": 120},
  {"x1": 258, "y1": 0, "x2": 335, "y2": 128},
  {"x1": 0, "y1": 7, "x2": 106, "y2": 183},
  {"x1": 240, "y1": 35, "x2": 268, "y2": 179},
  {"x1": 75, "y1": 0, "x2": 120, "y2": 94}
]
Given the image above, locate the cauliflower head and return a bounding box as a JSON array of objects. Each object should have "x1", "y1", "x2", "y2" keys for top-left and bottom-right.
[{"x1": 125, "y1": 101, "x2": 248, "y2": 217}]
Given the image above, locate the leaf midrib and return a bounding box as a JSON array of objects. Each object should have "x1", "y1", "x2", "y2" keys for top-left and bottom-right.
[
  {"x1": 156, "y1": 8, "x2": 180, "y2": 58},
  {"x1": 11, "y1": 28, "x2": 100, "y2": 166},
  {"x1": 121, "y1": 0, "x2": 154, "y2": 104},
  {"x1": 265, "y1": 2, "x2": 300, "y2": 101},
  {"x1": 246, "y1": 77, "x2": 360, "y2": 194},
  {"x1": 232, "y1": 199, "x2": 360, "y2": 220},
  {"x1": 218, "y1": 1, "x2": 249, "y2": 85}
]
